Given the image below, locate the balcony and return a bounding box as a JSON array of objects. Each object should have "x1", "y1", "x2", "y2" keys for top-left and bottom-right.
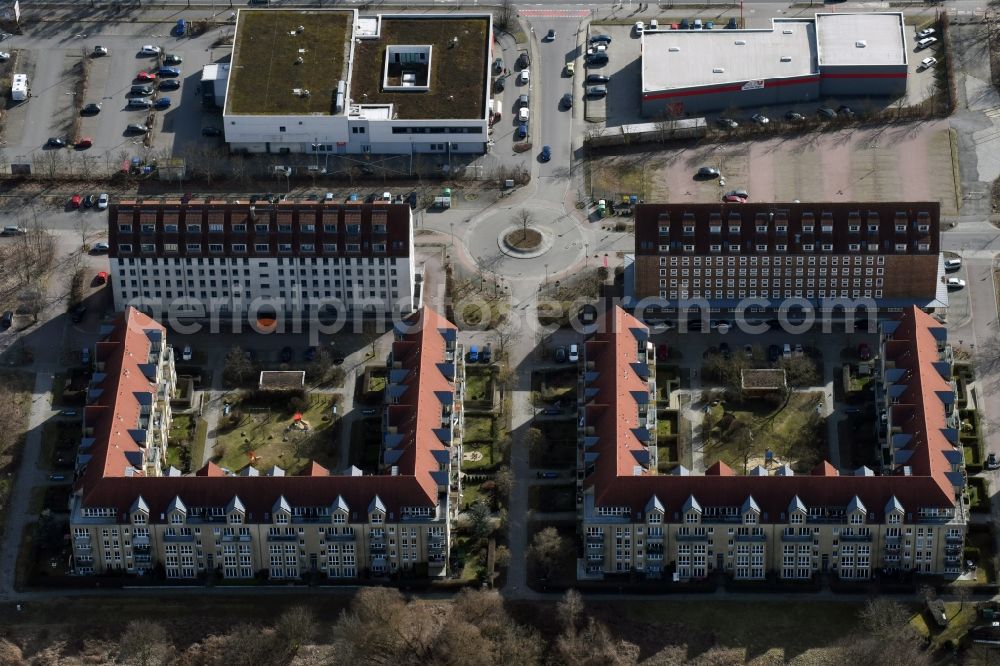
[
  {"x1": 427, "y1": 541, "x2": 445, "y2": 551},
  {"x1": 840, "y1": 534, "x2": 873, "y2": 543},
  {"x1": 221, "y1": 534, "x2": 253, "y2": 542},
  {"x1": 586, "y1": 535, "x2": 604, "y2": 545},
  {"x1": 735, "y1": 534, "x2": 767, "y2": 542},
  {"x1": 676, "y1": 533, "x2": 710, "y2": 542},
  {"x1": 429, "y1": 554, "x2": 446, "y2": 564},
  {"x1": 163, "y1": 533, "x2": 195, "y2": 543},
  {"x1": 370, "y1": 543, "x2": 387, "y2": 553},
  {"x1": 266, "y1": 533, "x2": 297, "y2": 542},
  {"x1": 946, "y1": 535, "x2": 964, "y2": 545},
  {"x1": 587, "y1": 552, "x2": 604, "y2": 562},
  {"x1": 647, "y1": 533, "x2": 664, "y2": 542},
  {"x1": 133, "y1": 555, "x2": 152, "y2": 564},
  {"x1": 781, "y1": 533, "x2": 813, "y2": 543}
]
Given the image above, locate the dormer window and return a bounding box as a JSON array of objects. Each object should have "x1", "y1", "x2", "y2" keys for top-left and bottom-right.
[
  {"x1": 790, "y1": 512, "x2": 803, "y2": 524},
  {"x1": 648, "y1": 512, "x2": 662, "y2": 524},
  {"x1": 887, "y1": 513, "x2": 901, "y2": 524},
  {"x1": 685, "y1": 511, "x2": 699, "y2": 524},
  {"x1": 850, "y1": 512, "x2": 864, "y2": 525},
  {"x1": 275, "y1": 512, "x2": 289, "y2": 524},
  {"x1": 228, "y1": 512, "x2": 243, "y2": 525},
  {"x1": 333, "y1": 511, "x2": 347, "y2": 524},
  {"x1": 744, "y1": 512, "x2": 758, "y2": 525},
  {"x1": 132, "y1": 512, "x2": 147, "y2": 525},
  {"x1": 370, "y1": 513, "x2": 384, "y2": 525},
  {"x1": 170, "y1": 512, "x2": 184, "y2": 525}
]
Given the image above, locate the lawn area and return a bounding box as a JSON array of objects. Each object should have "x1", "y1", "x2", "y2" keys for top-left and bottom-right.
[
  {"x1": 529, "y1": 484, "x2": 576, "y2": 512},
  {"x1": 617, "y1": 600, "x2": 865, "y2": 663},
  {"x1": 215, "y1": 394, "x2": 340, "y2": 474},
  {"x1": 963, "y1": 526, "x2": 997, "y2": 583},
  {"x1": 967, "y1": 476, "x2": 990, "y2": 512},
  {"x1": 531, "y1": 368, "x2": 578, "y2": 404},
  {"x1": 463, "y1": 440, "x2": 500, "y2": 471},
  {"x1": 657, "y1": 418, "x2": 672, "y2": 438},
  {"x1": 39, "y1": 420, "x2": 80, "y2": 472},
  {"x1": 465, "y1": 367, "x2": 493, "y2": 403},
  {"x1": 368, "y1": 372, "x2": 387, "y2": 394},
  {"x1": 463, "y1": 415, "x2": 494, "y2": 444},
  {"x1": 703, "y1": 392, "x2": 826, "y2": 473},
  {"x1": 910, "y1": 602, "x2": 977, "y2": 650}
]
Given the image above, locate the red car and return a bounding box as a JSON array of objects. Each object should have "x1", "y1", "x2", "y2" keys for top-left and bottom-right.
[
  {"x1": 76, "y1": 137, "x2": 93, "y2": 149},
  {"x1": 96, "y1": 271, "x2": 108, "y2": 285},
  {"x1": 723, "y1": 195, "x2": 745, "y2": 203},
  {"x1": 135, "y1": 71, "x2": 156, "y2": 81},
  {"x1": 70, "y1": 194, "x2": 82, "y2": 209}
]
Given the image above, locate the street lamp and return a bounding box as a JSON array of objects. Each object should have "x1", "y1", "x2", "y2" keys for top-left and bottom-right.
[{"x1": 544, "y1": 263, "x2": 549, "y2": 286}]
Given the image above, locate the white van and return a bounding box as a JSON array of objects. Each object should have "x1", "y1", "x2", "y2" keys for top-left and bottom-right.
[{"x1": 916, "y1": 37, "x2": 937, "y2": 50}]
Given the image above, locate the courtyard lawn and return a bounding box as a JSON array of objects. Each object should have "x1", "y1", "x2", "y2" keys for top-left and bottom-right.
[
  {"x1": 463, "y1": 415, "x2": 494, "y2": 444},
  {"x1": 531, "y1": 368, "x2": 578, "y2": 404},
  {"x1": 465, "y1": 367, "x2": 493, "y2": 403},
  {"x1": 348, "y1": 417, "x2": 382, "y2": 473},
  {"x1": 703, "y1": 392, "x2": 826, "y2": 473},
  {"x1": 215, "y1": 394, "x2": 340, "y2": 474},
  {"x1": 463, "y1": 440, "x2": 500, "y2": 472},
  {"x1": 910, "y1": 602, "x2": 978, "y2": 650}
]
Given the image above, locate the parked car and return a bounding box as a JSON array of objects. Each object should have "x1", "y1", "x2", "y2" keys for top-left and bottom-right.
[
  {"x1": 946, "y1": 277, "x2": 966, "y2": 290},
  {"x1": 92, "y1": 242, "x2": 109, "y2": 253},
  {"x1": 586, "y1": 73, "x2": 610, "y2": 84},
  {"x1": 0, "y1": 311, "x2": 12, "y2": 329},
  {"x1": 82, "y1": 102, "x2": 102, "y2": 114},
  {"x1": 564, "y1": 62, "x2": 574, "y2": 77},
  {"x1": 494, "y1": 77, "x2": 505, "y2": 92},
  {"x1": 135, "y1": 71, "x2": 156, "y2": 81},
  {"x1": 182, "y1": 345, "x2": 192, "y2": 361},
  {"x1": 95, "y1": 271, "x2": 108, "y2": 285},
  {"x1": 481, "y1": 344, "x2": 492, "y2": 363},
  {"x1": 986, "y1": 452, "x2": 1000, "y2": 470},
  {"x1": 164, "y1": 54, "x2": 183, "y2": 65},
  {"x1": 723, "y1": 194, "x2": 745, "y2": 203},
  {"x1": 70, "y1": 194, "x2": 82, "y2": 208},
  {"x1": 944, "y1": 257, "x2": 962, "y2": 271},
  {"x1": 280, "y1": 346, "x2": 293, "y2": 363},
  {"x1": 516, "y1": 52, "x2": 529, "y2": 69},
  {"x1": 139, "y1": 45, "x2": 162, "y2": 55},
  {"x1": 768, "y1": 344, "x2": 780, "y2": 363},
  {"x1": 130, "y1": 84, "x2": 154, "y2": 96},
  {"x1": 837, "y1": 105, "x2": 856, "y2": 119},
  {"x1": 726, "y1": 17, "x2": 738, "y2": 29},
  {"x1": 469, "y1": 345, "x2": 479, "y2": 362},
  {"x1": 159, "y1": 79, "x2": 181, "y2": 91},
  {"x1": 157, "y1": 66, "x2": 181, "y2": 78},
  {"x1": 916, "y1": 37, "x2": 938, "y2": 50},
  {"x1": 1, "y1": 225, "x2": 25, "y2": 236},
  {"x1": 634, "y1": 21, "x2": 644, "y2": 35},
  {"x1": 716, "y1": 117, "x2": 738, "y2": 129},
  {"x1": 83, "y1": 194, "x2": 95, "y2": 208},
  {"x1": 46, "y1": 137, "x2": 66, "y2": 148},
  {"x1": 919, "y1": 56, "x2": 938, "y2": 70},
  {"x1": 0, "y1": 52, "x2": 10, "y2": 61},
  {"x1": 784, "y1": 111, "x2": 805, "y2": 122},
  {"x1": 92, "y1": 45, "x2": 109, "y2": 56},
  {"x1": 858, "y1": 343, "x2": 871, "y2": 361},
  {"x1": 75, "y1": 136, "x2": 92, "y2": 148},
  {"x1": 726, "y1": 189, "x2": 749, "y2": 200},
  {"x1": 202, "y1": 126, "x2": 223, "y2": 137},
  {"x1": 751, "y1": 113, "x2": 769, "y2": 125},
  {"x1": 561, "y1": 92, "x2": 573, "y2": 108},
  {"x1": 70, "y1": 304, "x2": 87, "y2": 323},
  {"x1": 519, "y1": 68, "x2": 530, "y2": 84},
  {"x1": 586, "y1": 85, "x2": 608, "y2": 98},
  {"x1": 680, "y1": 18, "x2": 690, "y2": 30},
  {"x1": 540, "y1": 145, "x2": 551, "y2": 162},
  {"x1": 126, "y1": 123, "x2": 149, "y2": 134},
  {"x1": 81, "y1": 347, "x2": 91, "y2": 364},
  {"x1": 517, "y1": 122, "x2": 527, "y2": 139},
  {"x1": 518, "y1": 106, "x2": 529, "y2": 122},
  {"x1": 568, "y1": 344, "x2": 580, "y2": 363},
  {"x1": 590, "y1": 34, "x2": 612, "y2": 45},
  {"x1": 693, "y1": 18, "x2": 703, "y2": 29},
  {"x1": 816, "y1": 107, "x2": 837, "y2": 119},
  {"x1": 127, "y1": 98, "x2": 152, "y2": 109},
  {"x1": 696, "y1": 166, "x2": 720, "y2": 179},
  {"x1": 554, "y1": 346, "x2": 567, "y2": 363},
  {"x1": 154, "y1": 97, "x2": 172, "y2": 109},
  {"x1": 917, "y1": 27, "x2": 936, "y2": 39},
  {"x1": 536, "y1": 471, "x2": 560, "y2": 479},
  {"x1": 585, "y1": 52, "x2": 608, "y2": 66},
  {"x1": 545, "y1": 28, "x2": 556, "y2": 41}
]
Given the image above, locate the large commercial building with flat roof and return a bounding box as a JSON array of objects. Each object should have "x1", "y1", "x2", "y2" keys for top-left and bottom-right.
[
  {"x1": 222, "y1": 10, "x2": 493, "y2": 156},
  {"x1": 641, "y1": 13, "x2": 908, "y2": 117}
]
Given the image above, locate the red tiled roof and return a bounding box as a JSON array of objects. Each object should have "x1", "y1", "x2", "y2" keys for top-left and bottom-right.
[
  {"x1": 78, "y1": 307, "x2": 456, "y2": 521},
  {"x1": 584, "y1": 306, "x2": 958, "y2": 520},
  {"x1": 583, "y1": 307, "x2": 653, "y2": 498}
]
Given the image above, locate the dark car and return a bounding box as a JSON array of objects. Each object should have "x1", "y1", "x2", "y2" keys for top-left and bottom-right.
[
  {"x1": 719, "y1": 342, "x2": 731, "y2": 359},
  {"x1": 726, "y1": 17, "x2": 738, "y2": 29},
  {"x1": 768, "y1": 344, "x2": 781, "y2": 363},
  {"x1": 0, "y1": 311, "x2": 12, "y2": 329},
  {"x1": 332, "y1": 356, "x2": 345, "y2": 365},
  {"x1": 536, "y1": 471, "x2": 560, "y2": 479},
  {"x1": 82, "y1": 102, "x2": 102, "y2": 115},
  {"x1": 157, "y1": 66, "x2": 181, "y2": 77},
  {"x1": 586, "y1": 85, "x2": 608, "y2": 98},
  {"x1": 163, "y1": 54, "x2": 183, "y2": 65},
  {"x1": 716, "y1": 117, "x2": 738, "y2": 129},
  {"x1": 585, "y1": 52, "x2": 608, "y2": 67},
  {"x1": 517, "y1": 122, "x2": 527, "y2": 139},
  {"x1": 589, "y1": 34, "x2": 612, "y2": 45},
  {"x1": 540, "y1": 145, "x2": 551, "y2": 162},
  {"x1": 70, "y1": 304, "x2": 87, "y2": 323},
  {"x1": 554, "y1": 346, "x2": 567, "y2": 363},
  {"x1": 586, "y1": 74, "x2": 610, "y2": 84},
  {"x1": 201, "y1": 127, "x2": 222, "y2": 137},
  {"x1": 817, "y1": 107, "x2": 837, "y2": 119},
  {"x1": 545, "y1": 29, "x2": 556, "y2": 41},
  {"x1": 46, "y1": 137, "x2": 66, "y2": 148},
  {"x1": 696, "y1": 166, "x2": 720, "y2": 179},
  {"x1": 680, "y1": 18, "x2": 690, "y2": 30},
  {"x1": 561, "y1": 92, "x2": 573, "y2": 108},
  {"x1": 159, "y1": 79, "x2": 180, "y2": 91},
  {"x1": 986, "y1": 452, "x2": 1000, "y2": 470},
  {"x1": 154, "y1": 97, "x2": 172, "y2": 109},
  {"x1": 407, "y1": 191, "x2": 418, "y2": 209},
  {"x1": 516, "y1": 52, "x2": 529, "y2": 69},
  {"x1": 784, "y1": 111, "x2": 805, "y2": 122},
  {"x1": 837, "y1": 105, "x2": 856, "y2": 119},
  {"x1": 83, "y1": 194, "x2": 95, "y2": 208},
  {"x1": 494, "y1": 76, "x2": 505, "y2": 93},
  {"x1": 280, "y1": 346, "x2": 293, "y2": 363}
]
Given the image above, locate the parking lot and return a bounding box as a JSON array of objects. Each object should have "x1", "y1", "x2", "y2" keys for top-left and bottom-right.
[{"x1": 0, "y1": 15, "x2": 231, "y2": 173}]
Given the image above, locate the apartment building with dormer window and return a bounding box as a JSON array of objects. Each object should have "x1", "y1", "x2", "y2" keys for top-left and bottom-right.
[
  {"x1": 579, "y1": 306, "x2": 965, "y2": 583},
  {"x1": 69, "y1": 307, "x2": 462, "y2": 581}
]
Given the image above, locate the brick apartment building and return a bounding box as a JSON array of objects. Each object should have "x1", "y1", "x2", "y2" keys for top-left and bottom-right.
[
  {"x1": 107, "y1": 199, "x2": 419, "y2": 321},
  {"x1": 578, "y1": 306, "x2": 965, "y2": 582},
  {"x1": 69, "y1": 307, "x2": 465, "y2": 581},
  {"x1": 627, "y1": 202, "x2": 947, "y2": 320}
]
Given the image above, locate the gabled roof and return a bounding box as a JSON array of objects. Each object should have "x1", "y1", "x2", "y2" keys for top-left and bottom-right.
[{"x1": 76, "y1": 307, "x2": 460, "y2": 521}]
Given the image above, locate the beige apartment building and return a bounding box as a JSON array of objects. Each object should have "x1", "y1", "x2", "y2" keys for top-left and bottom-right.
[
  {"x1": 579, "y1": 306, "x2": 966, "y2": 582},
  {"x1": 69, "y1": 307, "x2": 463, "y2": 581}
]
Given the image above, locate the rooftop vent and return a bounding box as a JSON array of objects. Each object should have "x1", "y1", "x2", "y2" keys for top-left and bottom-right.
[
  {"x1": 712, "y1": 67, "x2": 725, "y2": 74},
  {"x1": 294, "y1": 56, "x2": 303, "y2": 64},
  {"x1": 668, "y1": 46, "x2": 680, "y2": 52},
  {"x1": 780, "y1": 56, "x2": 792, "y2": 62},
  {"x1": 856, "y1": 40, "x2": 867, "y2": 48},
  {"x1": 735, "y1": 40, "x2": 747, "y2": 45},
  {"x1": 782, "y1": 29, "x2": 793, "y2": 34}
]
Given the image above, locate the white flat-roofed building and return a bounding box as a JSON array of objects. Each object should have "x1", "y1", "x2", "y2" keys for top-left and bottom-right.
[{"x1": 640, "y1": 13, "x2": 907, "y2": 117}]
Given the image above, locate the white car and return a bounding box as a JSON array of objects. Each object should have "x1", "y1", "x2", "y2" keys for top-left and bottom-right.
[
  {"x1": 518, "y1": 107, "x2": 529, "y2": 122},
  {"x1": 634, "y1": 21, "x2": 645, "y2": 35},
  {"x1": 182, "y1": 345, "x2": 192, "y2": 361},
  {"x1": 944, "y1": 257, "x2": 962, "y2": 271},
  {"x1": 649, "y1": 19, "x2": 658, "y2": 31},
  {"x1": 92, "y1": 242, "x2": 110, "y2": 253},
  {"x1": 139, "y1": 45, "x2": 161, "y2": 56},
  {"x1": 97, "y1": 193, "x2": 109, "y2": 210},
  {"x1": 946, "y1": 277, "x2": 966, "y2": 290},
  {"x1": 568, "y1": 344, "x2": 580, "y2": 363},
  {"x1": 917, "y1": 28, "x2": 936, "y2": 39},
  {"x1": 751, "y1": 113, "x2": 770, "y2": 125},
  {"x1": 324, "y1": 192, "x2": 334, "y2": 202},
  {"x1": 0, "y1": 52, "x2": 10, "y2": 61},
  {"x1": 520, "y1": 68, "x2": 530, "y2": 84},
  {"x1": 920, "y1": 57, "x2": 937, "y2": 70}
]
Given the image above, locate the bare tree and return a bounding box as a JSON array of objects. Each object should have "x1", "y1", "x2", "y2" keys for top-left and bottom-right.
[
  {"x1": 223, "y1": 346, "x2": 255, "y2": 386},
  {"x1": 75, "y1": 212, "x2": 93, "y2": 249},
  {"x1": 117, "y1": 620, "x2": 171, "y2": 666},
  {"x1": 274, "y1": 605, "x2": 316, "y2": 657},
  {"x1": 491, "y1": 317, "x2": 519, "y2": 360},
  {"x1": 513, "y1": 209, "x2": 533, "y2": 236},
  {"x1": 496, "y1": 0, "x2": 515, "y2": 31},
  {"x1": 529, "y1": 526, "x2": 569, "y2": 579}
]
